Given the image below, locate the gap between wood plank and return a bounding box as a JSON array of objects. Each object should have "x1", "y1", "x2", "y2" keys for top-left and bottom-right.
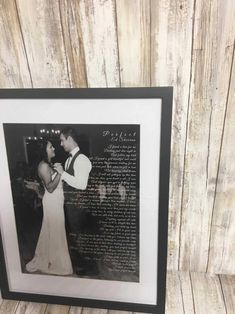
[
  {"x1": 114, "y1": 0, "x2": 122, "y2": 87},
  {"x1": 178, "y1": 272, "x2": 186, "y2": 314},
  {"x1": 218, "y1": 276, "x2": 228, "y2": 314},
  {"x1": 189, "y1": 272, "x2": 196, "y2": 314},
  {"x1": 14, "y1": 0, "x2": 33, "y2": 87},
  {"x1": 178, "y1": 0, "x2": 197, "y2": 271},
  {"x1": 57, "y1": 0, "x2": 72, "y2": 88},
  {"x1": 206, "y1": 40, "x2": 235, "y2": 273}
]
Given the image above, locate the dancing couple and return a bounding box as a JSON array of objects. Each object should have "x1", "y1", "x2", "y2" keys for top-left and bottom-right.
[{"x1": 25, "y1": 127, "x2": 92, "y2": 275}]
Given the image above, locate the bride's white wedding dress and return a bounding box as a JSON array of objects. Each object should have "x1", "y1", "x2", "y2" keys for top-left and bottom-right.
[{"x1": 26, "y1": 173, "x2": 73, "y2": 275}]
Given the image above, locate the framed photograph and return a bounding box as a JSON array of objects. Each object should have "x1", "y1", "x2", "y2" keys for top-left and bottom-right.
[{"x1": 0, "y1": 88, "x2": 172, "y2": 313}]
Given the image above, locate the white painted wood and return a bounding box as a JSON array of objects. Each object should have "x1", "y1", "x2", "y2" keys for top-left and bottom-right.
[
  {"x1": 0, "y1": 0, "x2": 32, "y2": 87},
  {"x1": 165, "y1": 271, "x2": 185, "y2": 314},
  {"x1": 15, "y1": 301, "x2": 47, "y2": 314},
  {"x1": 166, "y1": 271, "x2": 194, "y2": 314},
  {"x1": 191, "y1": 272, "x2": 226, "y2": 314},
  {"x1": 179, "y1": 272, "x2": 195, "y2": 313},
  {"x1": 45, "y1": 304, "x2": 70, "y2": 314},
  {"x1": 207, "y1": 40, "x2": 235, "y2": 274},
  {"x1": 78, "y1": 0, "x2": 119, "y2": 87},
  {"x1": 116, "y1": 0, "x2": 150, "y2": 87},
  {"x1": 0, "y1": 300, "x2": 19, "y2": 314},
  {"x1": 69, "y1": 306, "x2": 82, "y2": 314},
  {"x1": 179, "y1": 0, "x2": 235, "y2": 272},
  {"x1": 58, "y1": 0, "x2": 87, "y2": 87},
  {"x1": 83, "y1": 308, "x2": 107, "y2": 314},
  {"x1": 151, "y1": 0, "x2": 195, "y2": 270},
  {"x1": 15, "y1": 0, "x2": 70, "y2": 87},
  {"x1": 219, "y1": 275, "x2": 235, "y2": 314}
]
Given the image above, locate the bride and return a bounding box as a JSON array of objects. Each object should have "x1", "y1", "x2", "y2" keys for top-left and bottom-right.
[{"x1": 25, "y1": 139, "x2": 73, "y2": 275}]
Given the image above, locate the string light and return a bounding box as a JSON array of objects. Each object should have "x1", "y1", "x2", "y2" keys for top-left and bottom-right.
[
  {"x1": 39, "y1": 128, "x2": 60, "y2": 136},
  {"x1": 26, "y1": 129, "x2": 61, "y2": 143}
]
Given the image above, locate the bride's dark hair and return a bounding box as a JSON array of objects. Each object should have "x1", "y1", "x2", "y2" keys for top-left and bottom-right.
[
  {"x1": 31, "y1": 138, "x2": 52, "y2": 182},
  {"x1": 38, "y1": 138, "x2": 51, "y2": 164}
]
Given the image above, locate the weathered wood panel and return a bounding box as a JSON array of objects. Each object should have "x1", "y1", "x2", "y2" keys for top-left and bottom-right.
[
  {"x1": 191, "y1": 272, "x2": 227, "y2": 314},
  {"x1": 15, "y1": 302, "x2": 47, "y2": 314},
  {"x1": 69, "y1": 307, "x2": 82, "y2": 314},
  {"x1": 0, "y1": 300, "x2": 19, "y2": 314},
  {"x1": 78, "y1": 0, "x2": 119, "y2": 87},
  {"x1": 116, "y1": 0, "x2": 150, "y2": 87},
  {"x1": 0, "y1": 0, "x2": 32, "y2": 87},
  {"x1": 207, "y1": 40, "x2": 235, "y2": 274},
  {"x1": 83, "y1": 308, "x2": 107, "y2": 314},
  {"x1": 179, "y1": 272, "x2": 195, "y2": 314},
  {"x1": 220, "y1": 275, "x2": 235, "y2": 314},
  {"x1": 179, "y1": 0, "x2": 235, "y2": 272},
  {"x1": 58, "y1": 0, "x2": 87, "y2": 87},
  {"x1": 15, "y1": 0, "x2": 70, "y2": 87},
  {"x1": 45, "y1": 304, "x2": 70, "y2": 314},
  {"x1": 151, "y1": 0, "x2": 195, "y2": 270},
  {"x1": 165, "y1": 271, "x2": 194, "y2": 314}
]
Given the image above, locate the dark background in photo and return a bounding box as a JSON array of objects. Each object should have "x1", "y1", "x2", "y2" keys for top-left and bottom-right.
[{"x1": 3, "y1": 123, "x2": 140, "y2": 282}]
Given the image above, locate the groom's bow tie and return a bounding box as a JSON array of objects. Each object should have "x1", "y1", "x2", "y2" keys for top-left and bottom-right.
[{"x1": 68, "y1": 153, "x2": 72, "y2": 158}]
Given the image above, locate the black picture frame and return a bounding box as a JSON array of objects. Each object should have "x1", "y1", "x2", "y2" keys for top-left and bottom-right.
[{"x1": 0, "y1": 87, "x2": 173, "y2": 313}]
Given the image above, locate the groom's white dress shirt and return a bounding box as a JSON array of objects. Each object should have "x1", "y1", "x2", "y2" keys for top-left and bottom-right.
[{"x1": 61, "y1": 147, "x2": 92, "y2": 190}]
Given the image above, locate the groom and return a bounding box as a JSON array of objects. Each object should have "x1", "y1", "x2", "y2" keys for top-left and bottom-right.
[{"x1": 54, "y1": 127, "x2": 92, "y2": 272}]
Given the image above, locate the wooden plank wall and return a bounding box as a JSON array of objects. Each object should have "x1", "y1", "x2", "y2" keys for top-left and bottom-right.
[{"x1": 0, "y1": 0, "x2": 235, "y2": 274}]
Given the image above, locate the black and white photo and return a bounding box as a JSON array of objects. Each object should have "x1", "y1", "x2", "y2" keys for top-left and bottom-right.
[{"x1": 3, "y1": 123, "x2": 140, "y2": 281}]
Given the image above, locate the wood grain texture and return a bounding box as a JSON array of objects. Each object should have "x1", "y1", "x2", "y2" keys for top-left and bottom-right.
[
  {"x1": 15, "y1": 0, "x2": 70, "y2": 87},
  {"x1": 165, "y1": 271, "x2": 194, "y2": 314},
  {"x1": 45, "y1": 304, "x2": 70, "y2": 314},
  {"x1": 15, "y1": 302, "x2": 47, "y2": 314},
  {"x1": 116, "y1": 0, "x2": 150, "y2": 87},
  {"x1": 191, "y1": 272, "x2": 227, "y2": 314},
  {"x1": 207, "y1": 38, "x2": 235, "y2": 274},
  {"x1": 166, "y1": 271, "x2": 185, "y2": 314},
  {"x1": 219, "y1": 275, "x2": 235, "y2": 314},
  {"x1": 179, "y1": 0, "x2": 235, "y2": 272},
  {"x1": 69, "y1": 307, "x2": 82, "y2": 314},
  {"x1": 0, "y1": 300, "x2": 19, "y2": 314},
  {"x1": 179, "y1": 272, "x2": 195, "y2": 313},
  {"x1": 58, "y1": 0, "x2": 87, "y2": 87},
  {"x1": 0, "y1": 0, "x2": 32, "y2": 87},
  {"x1": 78, "y1": 0, "x2": 120, "y2": 87},
  {"x1": 151, "y1": 0, "x2": 195, "y2": 270},
  {"x1": 83, "y1": 308, "x2": 107, "y2": 314}
]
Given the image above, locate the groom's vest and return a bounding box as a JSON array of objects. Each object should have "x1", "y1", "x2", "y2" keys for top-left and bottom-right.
[{"x1": 63, "y1": 151, "x2": 83, "y2": 206}]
